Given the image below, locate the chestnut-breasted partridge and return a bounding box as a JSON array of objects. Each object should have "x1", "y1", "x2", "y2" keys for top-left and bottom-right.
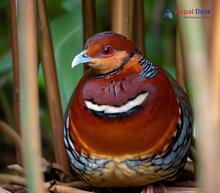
[{"x1": 64, "y1": 32, "x2": 192, "y2": 187}]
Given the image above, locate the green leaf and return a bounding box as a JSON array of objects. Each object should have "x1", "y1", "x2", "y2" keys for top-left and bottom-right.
[
  {"x1": 62, "y1": 0, "x2": 81, "y2": 12},
  {"x1": 51, "y1": 7, "x2": 83, "y2": 112}
]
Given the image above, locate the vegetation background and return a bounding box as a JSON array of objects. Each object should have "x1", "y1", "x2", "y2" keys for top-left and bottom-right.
[{"x1": 0, "y1": 0, "x2": 177, "y2": 164}]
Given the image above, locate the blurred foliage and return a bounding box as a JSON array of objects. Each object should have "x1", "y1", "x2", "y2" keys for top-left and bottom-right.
[
  {"x1": 50, "y1": 2, "x2": 83, "y2": 111},
  {"x1": 0, "y1": 0, "x2": 177, "y2": 161}
]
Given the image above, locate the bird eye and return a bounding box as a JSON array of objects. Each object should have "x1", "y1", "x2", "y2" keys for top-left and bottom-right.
[{"x1": 101, "y1": 45, "x2": 114, "y2": 56}]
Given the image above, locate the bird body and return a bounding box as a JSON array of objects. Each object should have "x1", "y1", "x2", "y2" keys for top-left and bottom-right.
[{"x1": 64, "y1": 32, "x2": 192, "y2": 187}]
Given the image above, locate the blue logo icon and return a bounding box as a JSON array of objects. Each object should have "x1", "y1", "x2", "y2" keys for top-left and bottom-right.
[{"x1": 163, "y1": 9, "x2": 174, "y2": 19}]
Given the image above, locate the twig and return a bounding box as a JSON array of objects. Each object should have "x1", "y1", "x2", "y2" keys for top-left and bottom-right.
[
  {"x1": 174, "y1": 181, "x2": 196, "y2": 187},
  {"x1": 0, "y1": 174, "x2": 26, "y2": 186},
  {"x1": 7, "y1": 164, "x2": 25, "y2": 175},
  {"x1": 37, "y1": 0, "x2": 69, "y2": 172},
  {"x1": 154, "y1": 186, "x2": 197, "y2": 193},
  {"x1": 44, "y1": 180, "x2": 91, "y2": 190},
  {"x1": 9, "y1": 0, "x2": 22, "y2": 165},
  {"x1": 0, "y1": 121, "x2": 23, "y2": 159},
  {"x1": 44, "y1": 183, "x2": 92, "y2": 193},
  {"x1": 0, "y1": 187, "x2": 11, "y2": 193},
  {"x1": 141, "y1": 184, "x2": 197, "y2": 193},
  {"x1": 17, "y1": 0, "x2": 44, "y2": 193},
  {"x1": 68, "y1": 181, "x2": 91, "y2": 190},
  {"x1": 0, "y1": 91, "x2": 14, "y2": 127},
  {"x1": 0, "y1": 174, "x2": 92, "y2": 193}
]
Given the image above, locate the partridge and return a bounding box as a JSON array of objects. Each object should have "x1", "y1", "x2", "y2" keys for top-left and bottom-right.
[{"x1": 64, "y1": 32, "x2": 192, "y2": 187}]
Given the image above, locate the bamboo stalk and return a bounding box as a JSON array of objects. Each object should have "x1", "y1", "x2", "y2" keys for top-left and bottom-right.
[
  {"x1": 211, "y1": 1, "x2": 220, "y2": 185},
  {"x1": 82, "y1": 0, "x2": 96, "y2": 43},
  {"x1": 9, "y1": 0, "x2": 22, "y2": 165},
  {"x1": 111, "y1": 0, "x2": 134, "y2": 39},
  {"x1": 37, "y1": 0, "x2": 69, "y2": 172},
  {"x1": 17, "y1": 0, "x2": 44, "y2": 193},
  {"x1": 202, "y1": 0, "x2": 214, "y2": 56},
  {"x1": 177, "y1": 1, "x2": 219, "y2": 193},
  {"x1": 107, "y1": 0, "x2": 113, "y2": 30},
  {"x1": 211, "y1": 1, "x2": 220, "y2": 95},
  {"x1": 128, "y1": 0, "x2": 134, "y2": 41},
  {"x1": 82, "y1": 0, "x2": 96, "y2": 71},
  {"x1": 176, "y1": 26, "x2": 186, "y2": 91},
  {"x1": 134, "y1": 0, "x2": 145, "y2": 54}
]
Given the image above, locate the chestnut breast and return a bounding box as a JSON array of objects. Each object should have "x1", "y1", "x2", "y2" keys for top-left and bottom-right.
[{"x1": 69, "y1": 68, "x2": 179, "y2": 157}]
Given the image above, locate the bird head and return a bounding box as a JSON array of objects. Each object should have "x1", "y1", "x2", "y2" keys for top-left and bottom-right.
[{"x1": 71, "y1": 32, "x2": 137, "y2": 75}]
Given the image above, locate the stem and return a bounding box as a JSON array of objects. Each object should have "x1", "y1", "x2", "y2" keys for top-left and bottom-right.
[
  {"x1": 9, "y1": 0, "x2": 22, "y2": 165},
  {"x1": 128, "y1": 0, "x2": 134, "y2": 41},
  {"x1": 211, "y1": 0, "x2": 220, "y2": 109},
  {"x1": 46, "y1": 184, "x2": 92, "y2": 193},
  {"x1": 112, "y1": 0, "x2": 134, "y2": 39},
  {"x1": 176, "y1": 26, "x2": 186, "y2": 91},
  {"x1": 211, "y1": 0, "x2": 220, "y2": 181},
  {"x1": 0, "y1": 187, "x2": 11, "y2": 193},
  {"x1": 134, "y1": 0, "x2": 145, "y2": 54},
  {"x1": 0, "y1": 174, "x2": 26, "y2": 186},
  {"x1": 82, "y1": 0, "x2": 96, "y2": 43},
  {"x1": 202, "y1": 0, "x2": 214, "y2": 56},
  {"x1": 177, "y1": 1, "x2": 219, "y2": 193},
  {"x1": 17, "y1": 0, "x2": 44, "y2": 193},
  {"x1": 82, "y1": 0, "x2": 96, "y2": 71},
  {"x1": 0, "y1": 90, "x2": 13, "y2": 126},
  {"x1": 37, "y1": 0, "x2": 69, "y2": 172},
  {"x1": 0, "y1": 121, "x2": 23, "y2": 160}
]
